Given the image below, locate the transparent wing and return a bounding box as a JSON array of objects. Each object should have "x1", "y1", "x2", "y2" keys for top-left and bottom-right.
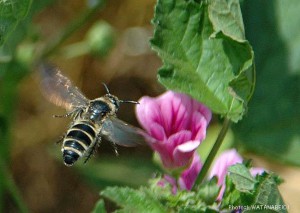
[
  {"x1": 101, "y1": 117, "x2": 146, "y2": 147},
  {"x1": 39, "y1": 62, "x2": 89, "y2": 111}
]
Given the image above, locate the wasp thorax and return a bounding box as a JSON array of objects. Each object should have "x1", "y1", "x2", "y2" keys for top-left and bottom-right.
[{"x1": 87, "y1": 100, "x2": 111, "y2": 121}]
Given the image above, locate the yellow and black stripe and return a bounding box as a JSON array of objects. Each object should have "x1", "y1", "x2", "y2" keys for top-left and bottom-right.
[{"x1": 62, "y1": 120, "x2": 97, "y2": 166}]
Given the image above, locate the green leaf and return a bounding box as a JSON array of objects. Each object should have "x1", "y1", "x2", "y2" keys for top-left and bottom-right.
[
  {"x1": 197, "y1": 177, "x2": 220, "y2": 205},
  {"x1": 208, "y1": 0, "x2": 245, "y2": 41},
  {"x1": 234, "y1": 0, "x2": 300, "y2": 165},
  {"x1": 227, "y1": 163, "x2": 256, "y2": 192},
  {"x1": 252, "y1": 173, "x2": 287, "y2": 213},
  {"x1": 91, "y1": 199, "x2": 106, "y2": 213},
  {"x1": 0, "y1": 0, "x2": 32, "y2": 45},
  {"x1": 222, "y1": 166, "x2": 287, "y2": 212},
  {"x1": 221, "y1": 176, "x2": 245, "y2": 209},
  {"x1": 221, "y1": 164, "x2": 257, "y2": 208},
  {"x1": 101, "y1": 186, "x2": 167, "y2": 213},
  {"x1": 221, "y1": 164, "x2": 257, "y2": 209},
  {"x1": 151, "y1": 0, "x2": 255, "y2": 122}
]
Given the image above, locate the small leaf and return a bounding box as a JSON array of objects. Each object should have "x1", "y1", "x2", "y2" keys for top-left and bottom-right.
[
  {"x1": 228, "y1": 163, "x2": 256, "y2": 192},
  {"x1": 101, "y1": 186, "x2": 167, "y2": 213},
  {"x1": 221, "y1": 176, "x2": 246, "y2": 208},
  {"x1": 91, "y1": 199, "x2": 106, "y2": 213},
  {"x1": 151, "y1": 0, "x2": 255, "y2": 122},
  {"x1": 221, "y1": 164, "x2": 257, "y2": 209}
]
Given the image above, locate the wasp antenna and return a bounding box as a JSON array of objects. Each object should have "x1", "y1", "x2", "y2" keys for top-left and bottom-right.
[
  {"x1": 102, "y1": 83, "x2": 110, "y2": 94},
  {"x1": 120, "y1": 100, "x2": 139, "y2": 104}
]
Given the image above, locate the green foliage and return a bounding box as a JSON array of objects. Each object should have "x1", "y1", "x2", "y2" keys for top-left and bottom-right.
[
  {"x1": 208, "y1": 0, "x2": 246, "y2": 42},
  {"x1": 234, "y1": 0, "x2": 300, "y2": 165},
  {"x1": 0, "y1": 1, "x2": 55, "y2": 212},
  {"x1": 221, "y1": 164, "x2": 287, "y2": 213},
  {"x1": 101, "y1": 186, "x2": 167, "y2": 213},
  {"x1": 97, "y1": 163, "x2": 287, "y2": 212},
  {"x1": 0, "y1": 0, "x2": 32, "y2": 45},
  {"x1": 151, "y1": 0, "x2": 255, "y2": 122},
  {"x1": 227, "y1": 163, "x2": 256, "y2": 192},
  {"x1": 0, "y1": 0, "x2": 296, "y2": 212},
  {"x1": 196, "y1": 177, "x2": 220, "y2": 205},
  {"x1": 100, "y1": 178, "x2": 220, "y2": 213},
  {"x1": 91, "y1": 199, "x2": 107, "y2": 213},
  {"x1": 0, "y1": 0, "x2": 107, "y2": 212}
]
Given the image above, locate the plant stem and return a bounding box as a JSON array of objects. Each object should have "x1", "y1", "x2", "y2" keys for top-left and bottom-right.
[
  {"x1": 193, "y1": 117, "x2": 231, "y2": 187},
  {"x1": 39, "y1": 0, "x2": 105, "y2": 59}
]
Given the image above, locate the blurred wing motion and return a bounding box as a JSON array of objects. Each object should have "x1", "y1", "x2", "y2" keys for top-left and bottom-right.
[
  {"x1": 101, "y1": 117, "x2": 146, "y2": 147},
  {"x1": 39, "y1": 62, "x2": 89, "y2": 111}
]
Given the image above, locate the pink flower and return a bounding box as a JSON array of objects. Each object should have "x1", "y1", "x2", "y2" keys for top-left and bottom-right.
[
  {"x1": 136, "y1": 91, "x2": 212, "y2": 169},
  {"x1": 157, "y1": 153, "x2": 202, "y2": 192},
  {"x1": 209, "y1": 149, "x2": 264, "y2": 200},
  {"x1": 178, "y1": 153, "x2": 202, "y2": 190}
]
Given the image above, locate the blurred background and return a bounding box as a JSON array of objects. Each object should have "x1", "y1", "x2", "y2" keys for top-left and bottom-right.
[{"x1": 0, "y1": 0, "x2": 300, "y2": 212}]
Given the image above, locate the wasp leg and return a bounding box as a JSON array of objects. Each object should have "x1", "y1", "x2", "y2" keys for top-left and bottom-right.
[
  {"x1": 53, "y1": 108, "x2": 83, "y2": 119},
  {"x1": 111, "y1": 142, "x2": 119, "y2": 156},
  {"x1": 56, "y1": 135, "x2": 65, "y2": 144},
  {"x1": 53, "y1": 112, "x2": 74, "y2": 118},
  {"x1": 84, "y1": 138, "x2": 101, "y2": 163}
]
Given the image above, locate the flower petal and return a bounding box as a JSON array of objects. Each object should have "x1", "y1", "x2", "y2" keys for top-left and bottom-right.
[
  {"x1": 191, "y1": 112, "x2": 208, "y2": 141},
  {"x1": 178, "y1": 154, "x2": 202, "y2": 190},
  {"x1": 167, "y1": 130, "x2": 192, "y2": 147},
  {"x1": 250, "y1": 167, "x2": 265, "y2": 176},
  {"x1": 173, "y1": 140, "x2": 200, "y2": 168},
  {"x1": 136, "y1": 96, "x2": 162, "y2": 133},
  {"x1": 209, "y1": 149, "x2": 243, "y2": 200},
  {"x1": 155, "y1": 131, "x2": 192, "y2": 168},
  {"x1": 135, "y1": 90, "x2": 212, "y2": 171},
  {"x1": 157, "y1": 92, "x2": 175, "y2": 136},
  {"x1": 193, "y1": 99, "x2": 212, "y2": 123},
  {"x1": 209, "y1": 149, "x2": 243, "y2": 183},
  {"x1": 149, "y1": 122, "x2": 166, "y2": 141},
  {"x1": 176, "y1": 140, "x2": 201, "y2": 153}
]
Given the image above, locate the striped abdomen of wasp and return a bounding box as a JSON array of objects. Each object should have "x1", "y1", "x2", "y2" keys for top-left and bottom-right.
[{"x1": 39, "y1": 62, "x2": 145, "y2": 166}]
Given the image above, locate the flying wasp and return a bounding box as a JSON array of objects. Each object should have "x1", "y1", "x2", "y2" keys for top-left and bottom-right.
[{"x1": 39, "y1": 62, "x2": 145, "y2": 166}]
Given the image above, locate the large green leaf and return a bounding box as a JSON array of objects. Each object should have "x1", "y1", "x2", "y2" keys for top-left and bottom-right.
[
  {"x1": 253, "y1": 173, "x2": 287, "y2": 213},
  {"x1": 234, "y1": 0, "x2": 300, "y2": 165},
  {"x1": 151, "y1": 0, "x2": 255, "y2": 122},
  {"x1": 0, "y1": 0, "x2": 32, "y2": 45},
  {"x1": 101, "y1": 187, "x2": 167, "y2": 213},
  {"x1": 221, "y1": 165, "x2": 287, "y2": 212}
]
